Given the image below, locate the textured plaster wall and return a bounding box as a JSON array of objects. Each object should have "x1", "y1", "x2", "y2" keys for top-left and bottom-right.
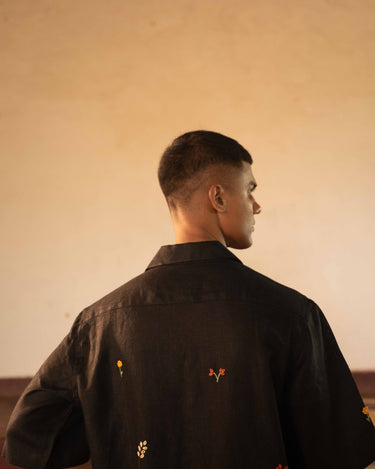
[{"x1": 1, "y1": 0, "x2": 374, "y2": 375}]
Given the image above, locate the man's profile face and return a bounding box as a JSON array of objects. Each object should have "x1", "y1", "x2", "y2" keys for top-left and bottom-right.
[{"x1": 219, "y1": 161, "x2": 260, "y2": 250}]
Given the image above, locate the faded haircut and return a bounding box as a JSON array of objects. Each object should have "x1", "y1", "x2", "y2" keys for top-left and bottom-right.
[{"x1": 158, "y1": 130, "x2": 253, "y2": 210}]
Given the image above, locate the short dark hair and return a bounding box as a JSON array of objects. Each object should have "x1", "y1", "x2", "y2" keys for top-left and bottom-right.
[{"x1": 158, "y1": 130, "x2": 253, "y2": 209}]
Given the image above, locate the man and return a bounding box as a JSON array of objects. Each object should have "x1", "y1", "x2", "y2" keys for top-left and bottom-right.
[{"x1": 2, "y1": 130, "x2": 375, "y2": 468}]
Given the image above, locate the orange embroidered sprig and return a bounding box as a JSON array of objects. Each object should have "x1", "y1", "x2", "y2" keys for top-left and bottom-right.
[
  {"x1": 362, "y1": 406, "x2": 372, "y2": 423},
  {"x1": 209, "y1": 368, "x2": 226, "y2": 383},
  {"x1": 117, "y1": 360, "x2": 124, "y2": 378}
]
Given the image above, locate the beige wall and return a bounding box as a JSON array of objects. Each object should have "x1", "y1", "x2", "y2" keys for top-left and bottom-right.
[{"x1": 1, "y1": 0, "x2": 374, "y2": 376}]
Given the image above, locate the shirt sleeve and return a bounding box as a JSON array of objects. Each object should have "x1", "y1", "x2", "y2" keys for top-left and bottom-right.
[
  {"x1": 1, "y1": 315, "x2": 90, "y2": 469},
  {"x1": 280, "y1": 299, "x2": 375, "y2": 469}
]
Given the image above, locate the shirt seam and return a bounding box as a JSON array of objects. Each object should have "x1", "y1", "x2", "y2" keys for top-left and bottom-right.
[{"x1": 76, "y1": 296, "x2": 302, "y2": 328}]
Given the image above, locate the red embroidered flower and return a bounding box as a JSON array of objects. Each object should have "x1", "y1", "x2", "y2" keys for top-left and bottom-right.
[
  {"x1": 209, "y1": 367, "x2": 226, "y2": 382},
  {"x1": 276, "y1": 465, "x2": 282, "y2": 469}
]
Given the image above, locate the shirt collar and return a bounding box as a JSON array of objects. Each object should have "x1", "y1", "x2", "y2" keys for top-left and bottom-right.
[{"x1": 145, "y1": 240, "x2": 243, "y2": 271}]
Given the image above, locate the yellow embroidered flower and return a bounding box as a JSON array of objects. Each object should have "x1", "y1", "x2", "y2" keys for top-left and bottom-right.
[
  {"x1": 363, "y1": 406, "x2": 372, "y2": 423},
  {"x1": 117, "y1": 360, "x2": 124, "y2": 378}
]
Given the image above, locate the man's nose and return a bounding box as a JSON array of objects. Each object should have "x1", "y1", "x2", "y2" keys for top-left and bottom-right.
[{"x1": 253, "y1": 199, "x2": 261, "y2": 214}]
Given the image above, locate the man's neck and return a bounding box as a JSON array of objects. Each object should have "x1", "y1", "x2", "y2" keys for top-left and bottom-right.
[{"x1": 173, "y1": 226, "x2": 226, "y2": 247}]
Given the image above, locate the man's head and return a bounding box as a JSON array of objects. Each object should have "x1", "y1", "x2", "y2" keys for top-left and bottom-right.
[{"x1": 158, "y1": 130, "x2": 261, "y2": 249}]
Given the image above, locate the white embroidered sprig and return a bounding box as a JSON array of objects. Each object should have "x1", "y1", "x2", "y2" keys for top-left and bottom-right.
[{"x1": 137, "y1": 440, "x2": 148, "y2": 462}]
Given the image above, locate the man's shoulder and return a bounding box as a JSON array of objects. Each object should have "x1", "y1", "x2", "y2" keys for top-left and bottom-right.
[
  {"x1": 77, "y1": 272, "x2": 146, "y2": 322},
  {"x1": 75, "y1": 261, "x2": 312, "y2": 328},
  {"x1": 236, "y1": 262, "x2": 311, "y2": 310}
]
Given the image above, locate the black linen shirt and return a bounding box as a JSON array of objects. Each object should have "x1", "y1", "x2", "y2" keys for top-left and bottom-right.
[{"x1": 2, "y1": 241, "x2": 375, "y2": 469}]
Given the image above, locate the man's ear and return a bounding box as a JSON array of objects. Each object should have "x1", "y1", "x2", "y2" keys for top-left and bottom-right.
[{"x1": 208, "y1": 185, "x2": 227, "y2": 213}]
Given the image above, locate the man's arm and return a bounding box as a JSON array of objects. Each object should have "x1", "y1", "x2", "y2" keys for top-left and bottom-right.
[
  {"x1": 282, "y1": 299, "x2": 375, "y2": 468},
  {"x1": 1, "y1": 317, "x2": 90, "y2": 469}
]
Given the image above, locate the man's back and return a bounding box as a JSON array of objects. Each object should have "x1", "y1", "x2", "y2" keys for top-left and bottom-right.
[{"x1": 3, "y1": 241, "x2": 375, "y2": 468}]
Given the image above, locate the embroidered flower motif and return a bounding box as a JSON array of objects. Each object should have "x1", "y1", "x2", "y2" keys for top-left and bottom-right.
[
  {"x1": 209, "y1": 368, "x2": 226, "y2": 383},
  {"x1": 363, "y1": 406, "x2": 372, "y2": 422},
  {"x1": 117, "y1": 360, "x2": 124, "y2": 378},
  {"x1": 137, "y1": 440, "x2": 148, "y2": 467},
  {"x1": 276, "y1": 465, "x2": 288, "y2": 469}
]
